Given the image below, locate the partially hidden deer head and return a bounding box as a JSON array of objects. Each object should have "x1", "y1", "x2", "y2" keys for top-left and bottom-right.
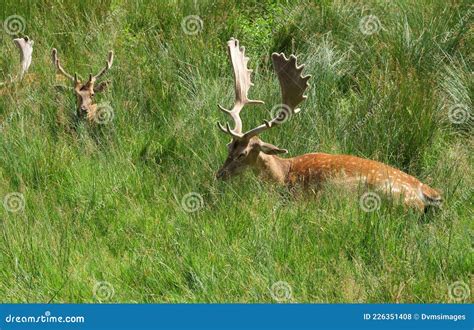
[
  {"x1": 52, "y1": 48, "x2": 113, "y2": 121},
  {"x1": 216, "y1": 38, "x2": 441, "y2": 212}
]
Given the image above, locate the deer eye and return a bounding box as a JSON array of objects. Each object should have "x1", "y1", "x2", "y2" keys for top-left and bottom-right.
[{"x1": 237, "y1": 152, "x2": 246, "y2": 160}]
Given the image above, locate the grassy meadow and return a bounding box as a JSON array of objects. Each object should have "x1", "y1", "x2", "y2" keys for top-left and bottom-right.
[{"x1": 0, "y1": 0, "x2": 472, "y2": 303}]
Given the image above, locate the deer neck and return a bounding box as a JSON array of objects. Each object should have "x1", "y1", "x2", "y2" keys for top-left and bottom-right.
[{"x1": 254, "y1": 152, "x2": 292, "y2": 184}]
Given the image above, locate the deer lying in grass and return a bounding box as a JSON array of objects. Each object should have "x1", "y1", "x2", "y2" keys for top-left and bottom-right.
[
  {"x1": 216, "y1": 38, "x2": 442, "y2": 212},
  {"x1": 52, "y1": 48, "x2": 113, "y2": 122},
  {"x1": 0, "y1": 36, "x2": 34, "y2": 87}
]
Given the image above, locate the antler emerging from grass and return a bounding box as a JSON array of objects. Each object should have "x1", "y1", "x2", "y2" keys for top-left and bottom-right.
[{"x1": 13, "y1": 36, "x2": 34, "y2": 79}]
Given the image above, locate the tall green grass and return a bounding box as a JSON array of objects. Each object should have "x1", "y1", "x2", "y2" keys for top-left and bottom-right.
[{"x1": 0, "y1": 0, "x2": 472, "y2": 302}]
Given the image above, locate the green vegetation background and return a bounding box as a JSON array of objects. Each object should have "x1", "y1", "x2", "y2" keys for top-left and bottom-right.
[{"x1": 0, "y1": 0, "x2": 472, "y2": 302}]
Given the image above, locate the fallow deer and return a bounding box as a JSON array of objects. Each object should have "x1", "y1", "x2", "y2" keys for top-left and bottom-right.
[
  {"x1": 52, "y1": 48, "x2": 114, "y2": 122},
  {"x1": 0, "y1": 36, "x2": 34, "y2": 86},
  {"x1": 216, "y1": 38, "x2": 442, "y2": 212}
]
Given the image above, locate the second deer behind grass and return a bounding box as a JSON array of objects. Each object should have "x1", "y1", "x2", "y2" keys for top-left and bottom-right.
[
  {"x1": 216, "y1": 38, "x2": 442, "y2": 212},
  {"x1": 52, "y1": 48, "x2": 114, "y2": 123}
]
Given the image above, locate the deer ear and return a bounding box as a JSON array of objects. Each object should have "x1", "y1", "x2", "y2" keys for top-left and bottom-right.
[
  {"x1": 94, "y1": 80, "x2": 110, "y2": 93},
  {"x1": 258, "y1": 141, "x2": 288, "y2": 155}
]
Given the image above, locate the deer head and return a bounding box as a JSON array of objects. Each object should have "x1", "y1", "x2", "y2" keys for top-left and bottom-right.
[
  {"x1": 216, "y1": 38, "x2": 311, "y2": 180},
  {"x1": 52, "y1": 48, "x2": 114, "y2": 121}
]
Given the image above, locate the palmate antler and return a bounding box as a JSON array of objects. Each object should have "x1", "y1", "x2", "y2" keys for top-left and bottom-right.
[
  {"x1": 13, "y1": 36, "x2": 34, "y2": 79},
  {"x1": 0, "y1": 36, "x2": 34, "y2": 86},
  {"x1": 217, "y1": 38, "x2": 264, "y2": 139},
  {"x1": 241, "y1": 53, "x2": 311, "y2": 138},
  {"x1": 217, "y1": 38, "x2": 311, "y2": 141}
]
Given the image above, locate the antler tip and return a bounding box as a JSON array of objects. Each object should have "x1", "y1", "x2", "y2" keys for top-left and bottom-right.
[
  {"x1": 106, "y1": 52, "x2": 114, "y2": 69},
  {"x1": 272, "y1": 52, "x2": 289, "y2": 61},
  {"x1": 228, "y1": 38, "x2": 239, "y2": 47},
  {"x1": 217, "y1": 122, "x2": 226, "y2": 132},
  {"x1": 296, "y1": 63, "x2": 305, "y2": 70},
  {"x1": 217, "y1": 104, "x2": 231, "y2": 114}
]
